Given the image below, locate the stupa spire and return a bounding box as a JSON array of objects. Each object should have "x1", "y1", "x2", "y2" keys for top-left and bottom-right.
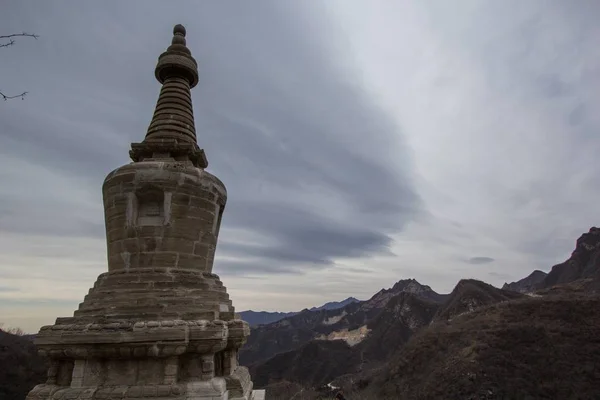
[{"x1": 130, "y1": 24, "x2": 208, "y2": 168}]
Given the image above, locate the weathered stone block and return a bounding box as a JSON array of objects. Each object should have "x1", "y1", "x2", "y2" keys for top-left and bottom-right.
[
  {"x1": 128, "y1": 252, "x2": 178, "y2": 269},
  {"x1": 171, "y1": 204, "x2": 214, "y2": 222},
  {"x1": 188, "y1": 194, "x2": 216, "y2": 209},
  {"x1": 107, "y1": 240, "x2": 123, "y2": 255},
  {"x1": 122, "y1": 238, "x2": 141, "y2": 252},
  {"x1": 164, "y1": 220, "x2": 204, "y2": 240},
  {"x1": 157, "y1": 385, "x2": 172, "y2": 396},
  {"x1": 193, "y1": 243, "x2": 211, "y2": 258},
  {"x1": 171, "y1": 192, "x2": 191, "y2": 205},
  {"x1": 136, "y1": 225, "x2": 165, "y2": 238},
  {"x1": 126, "y1": 385, "x2": 143, "y2": 398},
  {"x1": 106, "y1": 359, "x2": 137, "y2": 386},
  {"x1": 107, "y1": 227, "x2": 128, "y2": 243},
  {"x1": 105, "y1": 171, "x2": 136, "y2": 186},
  {"x1": 108, "y1": 254, "x2": 126, "y2": 270},
  {"x1": 177, "y1": 254, "x2": 208, "y2": 270},
  {"x1": 159, "y1": 236, "x2": 194, "y2": 253},
  {"x1": 104, "y1": 205, "x2": 125, "y2": 221}
]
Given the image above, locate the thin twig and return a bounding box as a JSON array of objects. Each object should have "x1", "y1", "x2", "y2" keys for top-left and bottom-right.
[
  {"x1": 0, "y1": 32, "x2": 39, "y2": 48},
  {"x1": 1, "y1": 32, "x2": 38, "y2": 100},
  {"x1": 0, "y1": 90, "x2": 28, "y2": 100},
  {"x1": 0, "y1": 40, "x2": 15, "y2": 48}
]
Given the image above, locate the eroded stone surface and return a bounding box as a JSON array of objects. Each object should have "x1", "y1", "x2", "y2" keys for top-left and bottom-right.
[{"x1": 27, "y1": 24, "x2": 258, "y2": 400}]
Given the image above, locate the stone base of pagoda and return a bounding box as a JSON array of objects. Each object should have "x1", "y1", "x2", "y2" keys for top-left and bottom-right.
[
  {"x1": 29, "y1": 315, "x2": 253, "y2": 400},
  {"x1": 27, "y1": 380, "x2": 263, "y2": 400}
]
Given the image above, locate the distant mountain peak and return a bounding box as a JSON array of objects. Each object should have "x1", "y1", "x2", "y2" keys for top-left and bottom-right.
[
  {"x1": 239, "y1": 297, "x2": 361, "y2": 327},
  {"x1": 310, "y1": 297, "x2": 361, "y2": 311},
  {"x1": 435, "y1": 279, "x2": 523, "y2": 321},
  {"x1": 503, "y1": 270, "x2": 548, "y2": 293}
]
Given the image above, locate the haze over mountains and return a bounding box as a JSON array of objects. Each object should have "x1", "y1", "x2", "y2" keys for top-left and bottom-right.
[
  {"x1": 238, "y1": 297, "x2": 360, "y2": 327},
  {"x1": 1, "y1": 227, "x2": 599, "y2": 400}
]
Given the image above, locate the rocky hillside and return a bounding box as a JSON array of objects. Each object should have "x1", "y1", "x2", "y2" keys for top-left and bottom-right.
[
  {"x1": 247, "y1": 227, "x2": 600, "y2": 398},
  {"x1": 502, "y1": 270, "x2": 547, "y2": 293},
  {"x1": 540, "y1": 227, "x2": 600, "y2": 289},
  {"x1": 249, "y1": 289, "x2": 442, "y2": 393},
  {"x1": 240, "y1": 279, "x2": 444, "y2": 367},
  {"x1": 0, "y1": 330, "x2": 47, "y2": 400},
  {"x1": 354, "y1": 292, "x2": 439, "y2": 362},
  {"x1": 250, "y1": 340, "x2": 360, "y2": 389},
  {"x1": 356, "y1": 292, "x2": 600, "y2": 399},
  {"x1": 434, "y1": 279, "x2": 523, "y2": 322},
  {"x1": 248, "y1": 278, "x2": 526, "y2": 397}
]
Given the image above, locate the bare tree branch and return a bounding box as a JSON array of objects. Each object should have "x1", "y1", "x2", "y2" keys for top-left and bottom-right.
[
  {"x1": 0, "y1": 90, "x2": 28, "y2": 100},
  {"x1": 0, "y1": 32, "x2": 39, "y2": 48},
  {"x1": 1, "y1": 32, "x2": 38, "y2": 100}
]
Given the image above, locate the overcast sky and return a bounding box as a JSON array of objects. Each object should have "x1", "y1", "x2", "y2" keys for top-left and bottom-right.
[{"x1": 1, "y1": 1, "x2": 599, "y2": 333}]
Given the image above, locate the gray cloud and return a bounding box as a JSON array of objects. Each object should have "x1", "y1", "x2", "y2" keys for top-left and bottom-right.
[
  {"x1": 4, "y1": 1, "x2": 600, "y2": 332},
  {"x1": 0, "y1": 1, "x2": 420, "y2": 277},
  {"x1": 467, "y1": 257, "x2": 495, "y2": 265}
]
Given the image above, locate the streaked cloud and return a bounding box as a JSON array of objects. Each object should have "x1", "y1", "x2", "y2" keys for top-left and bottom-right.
[{"x1": 0, "y1": 0, "x2": 598, "y2": 332}]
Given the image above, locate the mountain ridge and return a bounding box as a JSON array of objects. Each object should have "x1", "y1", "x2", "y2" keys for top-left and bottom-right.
[
  {"x1": 4, "y1": 228, "x2": 600, "y2": 399},
  {"x1": 239, "y1": 279, "x2": 444, "y2": 367},
  {"x1": 238, "y1": 297, "x2": 361, "y2": 327},
  {"x1": 502, "y1": 270, "x2": 547, "y2": 293}
]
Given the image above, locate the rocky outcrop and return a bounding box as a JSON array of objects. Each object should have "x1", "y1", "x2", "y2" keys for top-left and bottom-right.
[
  {"x1": 540, "y1": 227, "x2": 600, "y2": 289},
  {"x1": 506, "y1": 227, "x2": 600, "y2": 294},
  {"x1": 502, "y1": 270, "x2": 547, "y2": 293}
]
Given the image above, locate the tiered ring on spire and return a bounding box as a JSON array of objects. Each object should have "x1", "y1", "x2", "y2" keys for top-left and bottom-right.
[{"x1": 130, "y1": 24, "x2": 207, "y2": 168}]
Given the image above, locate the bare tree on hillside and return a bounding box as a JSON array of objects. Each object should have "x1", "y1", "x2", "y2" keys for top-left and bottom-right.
[
  {"x1": 0, "y1": 322, "x2": 25, "y2": 335},
  {"x1": 1, "y1": 32, "x2": 39, "y2": 100}
]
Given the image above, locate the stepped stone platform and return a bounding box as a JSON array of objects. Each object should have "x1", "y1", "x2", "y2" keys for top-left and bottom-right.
[{"x1": 26, "y1": 24, "x2": 263, "y2": 400}]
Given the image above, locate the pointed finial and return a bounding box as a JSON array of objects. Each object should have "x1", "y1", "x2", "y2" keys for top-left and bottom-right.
[
  {"x1": 174, "y1": 24, "x2": 186, "y2": 36},
  {"x1": 172, "y1": 24, "x2": 187, "y2": 46},
  {"x1": 154, "y1": 23, "x2": 199, "y2": 88}
]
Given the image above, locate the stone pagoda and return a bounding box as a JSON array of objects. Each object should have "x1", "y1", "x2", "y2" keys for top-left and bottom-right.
[{"x1": 27, "y1": 24, "x2": 263, "y2": 400}]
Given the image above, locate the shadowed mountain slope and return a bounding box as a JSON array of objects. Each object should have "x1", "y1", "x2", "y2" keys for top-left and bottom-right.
[
  {"x1": 240, "y1": 279, "x2": 444, "y2": 367},
  {"x1": 502, "y1": 270, "x2": 547, "y2": 293},
  {"x1": 434, "y1": 279, "x2": 523, "y2": 322},
  {"x1": 358, "y1": 293, "x2": 600, "y2": 400}
]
